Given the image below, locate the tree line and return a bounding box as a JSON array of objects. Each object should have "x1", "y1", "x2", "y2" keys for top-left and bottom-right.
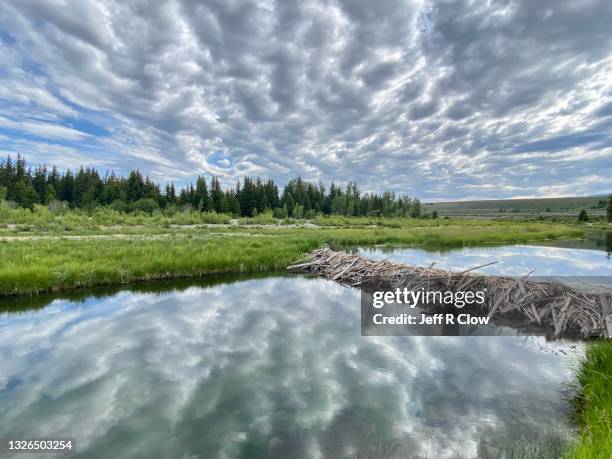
[{"x1": 0, "y1": 154, "x2": 425, "y2": 218}]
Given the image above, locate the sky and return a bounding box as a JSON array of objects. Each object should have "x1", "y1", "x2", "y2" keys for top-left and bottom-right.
[{"x1": 0, "y1": 0, "x2": 611, "y2": 201}]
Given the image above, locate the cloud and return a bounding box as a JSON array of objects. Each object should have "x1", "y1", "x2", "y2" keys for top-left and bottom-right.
[
  {"x1": 0, "y1": 116, "x2": 89, "y2": 140},
  {"x1": 0, "y1": 276, "x2": 581, "y2": 457},
  {"x1": 0, "y1": 0, "x2": 611, "y2": 198}
]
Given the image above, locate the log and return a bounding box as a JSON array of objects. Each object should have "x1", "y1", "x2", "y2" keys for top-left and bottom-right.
[{"x1": 287, "y1": 248, "x2": 612, "y2": 339}]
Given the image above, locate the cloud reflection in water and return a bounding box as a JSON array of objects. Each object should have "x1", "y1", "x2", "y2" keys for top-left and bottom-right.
[{"x1": 0, "y1": 276, "x2": 582, "y2": 458}]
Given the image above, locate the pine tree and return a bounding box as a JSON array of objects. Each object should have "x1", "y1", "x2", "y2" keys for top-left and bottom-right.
[
  {"x1": 164, "y1": 183, "x2": 177, "y2": 206},
  {"x1": 14, "y1": 181, "x2": 39, "y2": 209},
  {"x1": 194, "y1": 176, "x2": 209, "y2": 211},
  {"x1": 32, "y1": 166, "x2": 47, "y2": 203},
  {"x1": 58, "y1": 170, "x2": 75, "y2": 204},
  {"x1": 0, "y1": 153, "x2": 425, "y2": 216},
  {"x1": 45, "y1": 184, "x2": 57, "y2": 204},
  {"x1": 126, "y1": 171, "x2": 145, "y2": 202},
  {"x1": 284, "y1": 192, "x2": 295, "y2": 217},
  {"x1": 210, "y1": 177, "x2": 223, "y2": 212}
]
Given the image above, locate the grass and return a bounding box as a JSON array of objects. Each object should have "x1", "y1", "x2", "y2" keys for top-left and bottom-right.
[
  {"x1": 0, "y1": 217, "x2": 583, "y2": 295},
  {"x1": 2, "y1": 201, "x2": 604, "y2": 234},
  {"x1": 423, "y1": 195, "x2": 610, "y2": 217},
  {"x1": 0, "y1": 236, "x2": 316, "y2": 295},
  {"x1": 479, "y1": 432, "x2": 570, "y2": 459},
  {"x1": 567, "y1": 340, "x2": 612, "y2": 458},
  {"x1": 0, "y1": 203, "x2": 231, "y2": 232}
]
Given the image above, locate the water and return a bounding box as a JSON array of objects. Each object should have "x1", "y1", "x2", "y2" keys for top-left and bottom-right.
[
  {"x1": 357, "y1": 241, "x2": 612, "y2": 277},
  {"x1": 0, "y1": 273, "x2": 583, "y2": 459}
]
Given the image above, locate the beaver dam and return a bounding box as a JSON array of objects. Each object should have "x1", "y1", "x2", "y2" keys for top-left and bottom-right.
[{"x1": 288, "y1": 248, "x2": 612, "y2": 339}]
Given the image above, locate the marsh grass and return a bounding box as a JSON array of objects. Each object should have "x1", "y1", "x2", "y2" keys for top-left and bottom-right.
[
  {"x1": 567, "y1": 340, "x2": 612, "y2": 458},
  {"x1": 0, "y1": 236, "x2": 317, "y2": 295},
  {"x1": 0, "y1": 221, "x2": 582, "y2": 295},
  {"x1": 237, "y1": 211, "x2": 278, "y2": 225},
  {"x1": 313, "y1": 215, "x2": 500, "y2": 227},
  {"x1": 478, "y1": 432, "x2": 570, "y2": 459}
]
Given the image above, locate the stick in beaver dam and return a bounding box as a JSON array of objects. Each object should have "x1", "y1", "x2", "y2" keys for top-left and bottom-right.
[{"x1": 287, "y1": 248, "x2": 612, "y2": 339}]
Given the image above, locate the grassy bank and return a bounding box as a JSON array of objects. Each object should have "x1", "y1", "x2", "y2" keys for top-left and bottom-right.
[
  {"x1": 0, "y1": 220, "x2": 583, "y2": 296},
  {"x1": 568, "y1": 340, "x2": 612, "y2": 458}
]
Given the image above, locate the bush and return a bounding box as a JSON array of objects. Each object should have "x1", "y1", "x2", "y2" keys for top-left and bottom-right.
[
  {"x1": 292, "y1": 204, "x2": 304, "y2": 219},
  {"x1": 200, "y1": 211, "x2": 231, "y2": 224},
  {"x1": 304, "y1": 209, "x2": 319, "y2": 219},
  {"x1": 110, "y1": 200, "x2": 130, "y2": 213},
  {"x1": 47, "y1": 200, "x2": 69, "y2": 214},
  {"x1": 162, "y1": 204, "x2": 179, "y2": 217},
  {"x1": 272, "y1": 207, "x2": 287, "y2": 219},
  {"x1": 130, "y1": 198, "x2": 160, "y2": 214},
  {"x1": 179, "y1": 203, "x2": 193, "y2": 213}
]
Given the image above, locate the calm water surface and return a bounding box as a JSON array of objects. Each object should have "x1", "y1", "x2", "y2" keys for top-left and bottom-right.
[
  {"x1": 0, "y1": 269, "x2": 584, "y2": 458},
  {"x1": 357, "y1": 241, "x2": 612, "y2": 277}
]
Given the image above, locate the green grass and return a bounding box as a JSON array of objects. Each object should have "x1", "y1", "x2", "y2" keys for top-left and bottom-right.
[
  {"x1": 0, "y1": 236, "x2": 318, "y2": 295},
  {"x1": 480, "y1": 432, "x2": 570, "y2": 459},
  {"x1": 0, "y1": 220, "x2": 583, "y2": 296},
  {"x1": 0, "y1": 203, "x2": 231, "y2": 231},
  {"x1": 237, "y1": 210, "x2": 281, "y2": 225},
  {"x1": 567, "y1": 340, "x2": 612, "y2": 458}
]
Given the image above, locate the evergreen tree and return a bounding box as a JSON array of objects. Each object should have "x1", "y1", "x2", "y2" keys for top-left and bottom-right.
[
  {"x1": 126, "y1": 171, "x2": 145, "y2": 202},
  {"x1": 58, "y1": 170, "x2": 75, "y2": 204},
  {"x1": 239, "y1": 177, "x2": 260, "y2": 216},
  {"x1": 284, "y1": 192, "x2": 295, "y2": 217},
  {"x1": 0, "y1": 154, "x2": 424, "y2": 217},
  {"x1": 45, "y1": 184, "x2": 57, "y2": 204},
  {"x1": 32, "y1": 166, "x2": 47, "y2": 203},
  {"x1": 164, "y1": 183, "x2": 177, "y2": 206},
  {"x1": 194, "y1": 176, "x2": 209, "y2": 211},
  {"x1": 14, "y1": 181, "x2": 39, "y2": 209},
  {"x1": 210, "y1": 176, "x2": 224, "y2": 212}
]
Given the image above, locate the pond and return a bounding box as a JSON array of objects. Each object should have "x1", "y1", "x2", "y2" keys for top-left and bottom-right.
[
  {"x1": 0, "y1": 269, "x2": 584, "y2": 458},
  {"x1": 357, "y1": 237, "x2": 612, "y2": 278}
]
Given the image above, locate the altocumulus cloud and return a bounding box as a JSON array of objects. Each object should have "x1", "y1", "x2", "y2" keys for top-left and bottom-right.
[{"x1": 0, "y1": 0, "x2": 611, "y2": 199}]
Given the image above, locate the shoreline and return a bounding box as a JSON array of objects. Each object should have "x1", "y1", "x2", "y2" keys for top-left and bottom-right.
[{"x1": 0, "y1": 221, "x2": 583, "y2": 297}]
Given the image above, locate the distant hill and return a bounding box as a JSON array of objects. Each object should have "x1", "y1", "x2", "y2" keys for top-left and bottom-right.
[{"x1": 423, "y1": 195, "x2": 610, "y2": 218}]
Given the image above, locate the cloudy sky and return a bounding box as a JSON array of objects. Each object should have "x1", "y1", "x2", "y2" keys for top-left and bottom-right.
[{"x1": 0, "y1": 0, "x2": 611, "y2": 200}]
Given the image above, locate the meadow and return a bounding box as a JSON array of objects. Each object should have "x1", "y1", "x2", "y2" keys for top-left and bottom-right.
[
  {"x1": 0, "y1": 203, "x2": 585, "y2": 296},
  {"x1": 423, "y1": 195, "x2": 610, "y2": 218}
]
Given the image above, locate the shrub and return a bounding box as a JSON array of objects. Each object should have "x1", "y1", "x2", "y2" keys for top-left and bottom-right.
[
  {"x1": 47, "y1": 200, "x2": 69, "y2": 214},
  {"x1": 131, "y1": 198, "x2": 160, "y2": 214},
  {"x1": 273, "y1": 207, "x2": 287, "y2": 219}
]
